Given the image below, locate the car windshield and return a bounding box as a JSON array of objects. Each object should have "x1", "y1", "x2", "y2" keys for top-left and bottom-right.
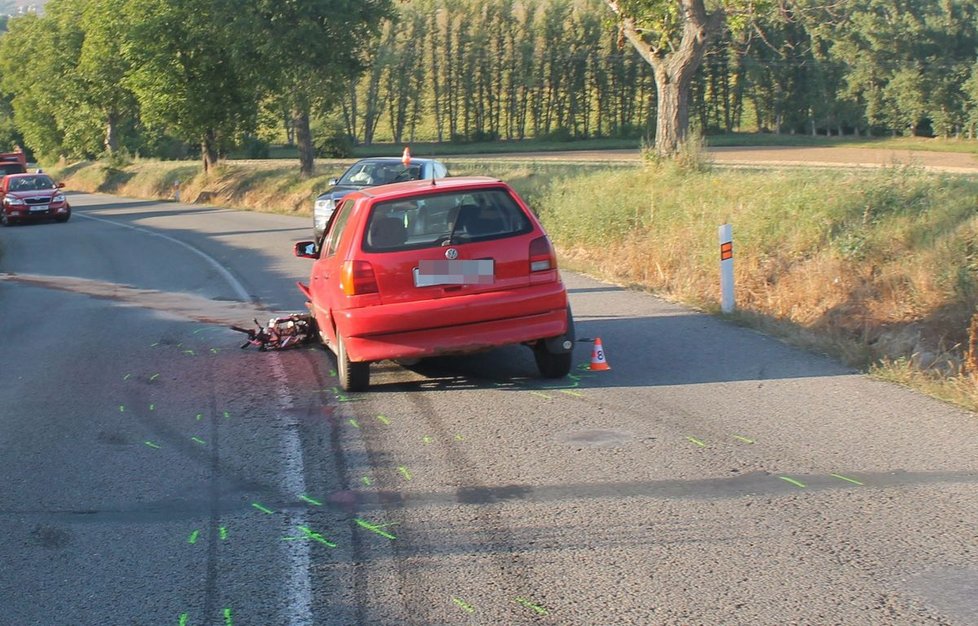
[
  {"x1": 338, "y1": 161, "x2": 422, "y2": 186},
  {"x1": 8, "y1": 176, "x2": 55, "y2": 191},
  {"x1": 363, "y1": 188, "x2": 533, "y2": 252}
]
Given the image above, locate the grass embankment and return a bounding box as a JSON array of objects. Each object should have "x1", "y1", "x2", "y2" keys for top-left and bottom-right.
[{"x1": 50, "y1": 155, "x2": 978, "y2": 411}]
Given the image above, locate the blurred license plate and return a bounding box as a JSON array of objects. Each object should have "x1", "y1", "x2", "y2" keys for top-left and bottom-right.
[
  {"x1": 30, "y1": 205, "x2": 48, "y2": 212},
  {"x1": 414, "y1": 259, "x2": 494, "y2": 287}
]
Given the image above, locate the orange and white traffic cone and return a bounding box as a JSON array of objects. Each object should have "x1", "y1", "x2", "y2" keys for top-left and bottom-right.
[{"x1": 590, "y1": 337, "x2": 611, "y2": 371}]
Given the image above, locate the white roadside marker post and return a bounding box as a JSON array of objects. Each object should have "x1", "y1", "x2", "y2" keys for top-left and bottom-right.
[{"x1": 719, "y1": 223, "x2": 734, "y2": 313}]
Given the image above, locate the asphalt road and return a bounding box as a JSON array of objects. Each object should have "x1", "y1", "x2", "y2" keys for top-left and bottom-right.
[{"x1": 1, "y1": 192, "x2": 977, "y2": 625}]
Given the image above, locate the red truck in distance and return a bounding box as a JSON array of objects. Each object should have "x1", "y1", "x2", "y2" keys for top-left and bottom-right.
[{"x1": 0, "y1": 150, "x2": 27, "y2": 176}]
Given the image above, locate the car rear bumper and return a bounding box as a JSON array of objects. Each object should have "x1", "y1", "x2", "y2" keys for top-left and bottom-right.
[
  {"x1": 341, "y1": 305, "x2": 569, "y2": 362},
  {"x1": 333, "y1": 281, "x2": 569, "y2": 362}
]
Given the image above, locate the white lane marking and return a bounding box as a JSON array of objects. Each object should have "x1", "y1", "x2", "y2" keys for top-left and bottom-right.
[
  {"x1": 76, "y1": 208, "x2": 314, "y2": 625},
  {"x1": 271, "y1": 354, "x2": 314, "y2": 626}
]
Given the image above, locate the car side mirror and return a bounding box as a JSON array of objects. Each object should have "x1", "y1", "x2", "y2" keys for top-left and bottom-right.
[
  {"x1": 329, "y1": 178, "x2": 338, "y2": 186},
  {"x1": 294, "y1": 241, "x2": 319, "y2": 259}
]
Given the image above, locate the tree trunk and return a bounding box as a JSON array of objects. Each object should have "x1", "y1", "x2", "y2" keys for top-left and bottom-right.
[
  {"x1": 104, "y1": 111, "x2": 118, "y2": 154},
  {"x1": 293, "y1": 107, "x2": 314, "y2": 178},
  {"x1": 201, "y1": 129, "x2": 218, "y2": 174},
  {"x1": 606, "y1": 0, "x2": 722, "y2": 157}
]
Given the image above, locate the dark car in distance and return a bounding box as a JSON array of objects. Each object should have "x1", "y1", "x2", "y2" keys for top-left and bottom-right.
[
  {"x1": 313, "y1": 157, "x2": 447, "y2": 243},
  {"x1": 0, "y1": 173, "x2": 70, "y2": 226}
]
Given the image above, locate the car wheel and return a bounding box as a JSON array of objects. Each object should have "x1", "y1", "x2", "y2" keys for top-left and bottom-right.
[
  {"x1": 0, "y1": 212, "x2": 9, "y2": 227},
  {"x1": 533, "y1": 344, "x2": 573, "y2": 379},
  {"x1": 336, "y1": 334, "x2": 370, "y2": 392},
  {"x1": 54, "y1": 213, "x2": 70, "y2": 223}
]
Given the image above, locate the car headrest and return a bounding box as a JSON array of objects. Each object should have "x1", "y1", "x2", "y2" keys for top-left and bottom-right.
[{"x1": 368, "y1": 217, "x2": 408, "y2": 249}]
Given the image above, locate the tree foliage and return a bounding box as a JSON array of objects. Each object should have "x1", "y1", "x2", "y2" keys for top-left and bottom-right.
[{"x1": 3, "y1": 0, "x2": 978, "y2": 166}]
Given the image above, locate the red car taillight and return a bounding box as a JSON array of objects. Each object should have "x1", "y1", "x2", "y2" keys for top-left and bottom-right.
[
  {"x1": 341, "y1": 260, "x2": 379, "y2": 296},
  {"x1": 529, "y1": 236, "x2": 556, "y2": 272}
]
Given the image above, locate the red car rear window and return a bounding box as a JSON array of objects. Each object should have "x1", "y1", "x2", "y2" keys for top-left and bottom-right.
[{"x1": 363, "y1": 188, "x2": 532, "y2": 253}]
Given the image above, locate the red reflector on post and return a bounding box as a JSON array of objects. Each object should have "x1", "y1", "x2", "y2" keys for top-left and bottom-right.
[{"x1": 720, "y1": 241, "x2": 733, "y2": 261}]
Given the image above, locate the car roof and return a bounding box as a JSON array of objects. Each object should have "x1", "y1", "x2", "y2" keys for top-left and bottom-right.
[
  {"x1": 5, "y1": 173, "x2": 41, "y2": 179},
  {"x1": 358, "y1": 176, "x2": 504, "y2": 200},
  {"x1": 352, "y1": 156, "x2": 443, "y2": 166}
]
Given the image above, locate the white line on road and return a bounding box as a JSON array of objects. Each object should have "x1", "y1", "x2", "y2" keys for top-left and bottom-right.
[{"x1": 76, "y1": 208, "x2": 314, "y2": 625}]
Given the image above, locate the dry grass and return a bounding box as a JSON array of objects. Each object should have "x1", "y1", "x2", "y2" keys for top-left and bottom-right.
[{"x1": 537, "y1": 162, "x2": 978, "y2": 410}]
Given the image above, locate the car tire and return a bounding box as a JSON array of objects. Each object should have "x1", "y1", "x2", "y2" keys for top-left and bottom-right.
[
  {"x1": 337, "y1": 334, "x2": 370, "y2": 392},
  {"x1": 0, "y1": 212, "x2": 9, "y2": 227},
  {"x1": 534, "y1": 344, "x2": 572, "y2": 379},
  {"x1": 55, "y1": 213, "x2": 70, "y2": 223}
]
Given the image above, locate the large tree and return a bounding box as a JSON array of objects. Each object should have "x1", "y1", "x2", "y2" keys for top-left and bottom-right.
[
  {"x1": 604, "y1": 0, "x2": 725, "y2": 156},
  {"x1": 250, "y1": 0, "x2": 392, "y2": 176},
  {"x1": 123, "y1": 0, "x2": 260, "y2": 173}
]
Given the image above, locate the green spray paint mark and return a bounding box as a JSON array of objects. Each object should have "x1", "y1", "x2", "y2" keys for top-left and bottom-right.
[
  {"x1": 398, "y1": 466, "x2": 412, "y2": 481},
  {"x1": 329, "y1": 369, "x2": 337, "y2": 377},
  {"x1": 178, "y1": 613, "x2": 188, "y2": 626},
  {"x1": 149, "y1": 404, "x2": 155, "y2": 411},
  {"x1": 375, "y1": 414, "x2": 390, "y2": 425},
  {"x1": 119, "y1": 405, "x2": 125, "y2": 413},
  {"x1": 454, "y1": 434, "x2": 464, "y2": 441},
  {"x1": 149, "y1": 373, "x2": 160, "y2": 381},
  {"x1": 223, "y1": 607, "x2": 232, "y2": 626},
  {"x1": 422, "y1": 436, "x2": 433, "y2": 444},
  {"x1": 299, "y1": 495, "x2": 323, "y2": 506},
  {"x1": 281, "y1": 536, "x2": 300, "y2": 541},
  {"x1": 223, "y1": 411, "x2": 229, "y2": 419},
  {"x1": 529, "y1": 391, "x2": 552, "y2": 400},
  {"x1": 220, "y1": 526, "x2": 228, "y2": 540},
  {"x1": 251, "y1": 502, "x2": 274, "y2": 515},
  {"x1": 687, "y1": 436, "x2": 706, "y2": 447},
  {"x1": 451, "y1": 597, "x2": 475, "y2": 614},
  {"x1": 733, "y1": 434, "x2": 755, "y2": 444},
  {"x1": 191, "y1": 436, "x2": 206, "y2": 445},
  {"x1": 361, "y1": 476, "x2": 373, "y2": 486},
  {"x1": 779, "y1": 476, "x2": 806, "y2": 489},
  {"x1": 354, "y1": 518, "x2": 397, "y2": 540},
  {"x1": 123, "y1": 374, "x2": 131, "y2": 381},
  {"x1": 298, "y1": 526, "x2": 337, "y2": 548},
  {"x1": 144, "y1": 441, "x2": 161, "y2": 449},
  {"x1": 188, "y1": 530, "x2": 199, "y2": 544},
  {"x1": 560, "y1": 389, "x2": 585, "y2": 397},
  {"x1": 210, "y1": 348, "x2": 219, "y2": 354},
  {"x1": 830, "y1": 473, "x2": 864, "y2": 486},
  {"x1": 150, "y1": 342, "x2": 160, "y2": 347},
  {"x1": 515, "y1": 597, "x2": 549, "y2": 615},
  {"x1": 348, "y1": 419, "x2": 360, "y2": 428},
  {"x1": 195, "y1": 413, "x2": 203, "y2": 421},
  {"x1": 542, "y1": 381, "x2": 580, "y2": 390}
]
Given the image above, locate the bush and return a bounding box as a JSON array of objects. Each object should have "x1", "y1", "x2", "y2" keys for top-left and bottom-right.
[
  {"x1": 313, "y1": 116, "x2": 354, "y2": 158},
  {"x1": 239, "y1": 135, "x2": 270, "y2": 159}
]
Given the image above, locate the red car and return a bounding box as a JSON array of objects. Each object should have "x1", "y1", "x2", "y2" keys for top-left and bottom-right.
[
  {"x1": 0, "y1": 173, "x2": 70, "y2": 226},
  {"x1": 294, "y1": 176, "x2": 575, "y2": 391}
]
